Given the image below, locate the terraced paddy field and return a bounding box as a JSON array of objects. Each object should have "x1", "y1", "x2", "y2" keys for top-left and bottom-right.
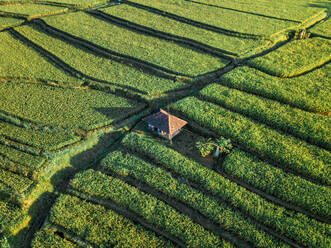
[{"x1": 0, "y1": 0, "x2": 330, "y2": 247}]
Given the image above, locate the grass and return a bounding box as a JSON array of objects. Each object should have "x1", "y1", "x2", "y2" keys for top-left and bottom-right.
[
  {"x1": 0, "y1": 82, "x2": 145, "y2": 130},
  {"x1": 0, "y1": 200, "x2": 30, "y2": 236},
  {"x1": 200, "y1": 83, "x2": 331, "y2": 149},
  {"x1": 186, "y1": 0, "x2": 324, "y2": 21},
  {"x1": 0, "y1": 143, "x2": 46, "y2": 179},
  {"x1": 171, "y1": 97, "x2": 330, "y2": 185},
  {"x1": 15, "y1": 25, "x2": 185, "y2": 95},
  {"x1": 127, "y1": 0, "x2": 302, "y2": 36},
  {"x1": 0, "y1": 16, "x2": 23, "y2": 30},
  {"x1": 220, "y1": 65, "x2": 331, "y2": 113},
  {"x1": 0, "y1": 31, "x2": 79, "y2": 84},
  {"x1": 101, "y1": 149, "x2": 288, "y2": 248},
  {"x1": 309, "y1": 18, "x2": 330, "y2": 37},
  {"x1": 71, "y1": 169, "x2": 231, "y2": 248},
  {"x1": 102, "y1": 4, "x2": 266, "y2": 55},
  {"x1": 0, "y1": 121, "x2": 80, "y2": 151},
  {"x1": 224, "y1": 149, "x2": 331, "y2": 218},
  {"x1": 121, "y1": 132, "x2": 330, "y2": 248},
  {"x1": 31, "y1": 230, "x2": 78, "y2": 248},
  {"x1": 0, "y1": 168, "x2": 33, "y2": 198},
  {"x1": 247, "y1": 37, "x2": 331, "y2": 77},
  {"x1": 43, "y1": 12, "x2": 227, "y2": 76},
  {"x1": 0, "y1": 4, "x2": 68, "y2": 19},
  {"x1": 49, "y1": 194, "x2": 172, "y2": 248}
]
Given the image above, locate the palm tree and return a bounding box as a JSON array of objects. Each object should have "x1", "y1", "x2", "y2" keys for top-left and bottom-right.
[{"x1": 196, "y1": 137, "x2": 232, "y2": 158}]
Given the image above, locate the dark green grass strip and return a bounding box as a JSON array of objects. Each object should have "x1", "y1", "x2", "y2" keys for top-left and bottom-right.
[
  {"x1": 220, "y1": 65, "x2": 331, "y2": 114},
  {"x1": 247, "y1": 37, "x2": 331, "y2": 77},
  {"x1": 49, "y1": 194, "x2": 172, "y2": 248},
  {"x1": 200, "y1": 84, "x2": 331, "y2": 150},
  {"x1": 121, "y1": 132, "x2": 330, "y2": 248},
  {"x1": 31, "y1": 230, "x2": 78, "y2": 248},
  {"x1": 223, "y1": 149, "x2": 331, "y2": 219}
]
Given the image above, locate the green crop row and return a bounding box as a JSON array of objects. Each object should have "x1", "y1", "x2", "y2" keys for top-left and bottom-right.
[
  {"x1": 224, "y1": 149, "x2": 331, "y2": 218},
  {"x1": 0, "y1": 4, "x2": 68, "y2": 20},
  {"x1": 0, "y1": 168, "x2": 33, "y2": 200},
  {"x1": 185, "y1": 0, "x2": 322, "y2": 22},
  {"x1": 14, "y1": 25, "x2": 186, "y2": 96},
  {"x1": 0, "y1": 16, "x2": 23, "y2": 31},
  {"x1": 43, "y1": 12, "x2": 226, "y2": 76},
  {"x1": 247, "y1": 37, "x2": 331, "y2": 77},
  {"x1": 101, "y1": 149, "x2": 288, "y2": 248},
  {"x1": 49, "y1": 194, "x2": 171, "y2": 248},
  {"x1": 171, "y1": 97, "x2": 330, "y2": 185},
  {"x1": 0, "y1": 200, "x2": 29, "y2": 237},
  {"x1": 31, "y1": 230, "x2": 78, "y2": 248},
  {"x1": 200, "y1": 84, "x2": 331, "y2": 149},
  {"x1": 0, "y1": 31, "x2": 79, "y2": 84},
  {"x1": 0, "y1": 143, "x2": 46, "y2": 180},
  {"x1": 309, "y1": 18, "x2": 330, "y2": 37},
  {"x1": 102, "y1": 4, "x2": 265, "y2": 55},
  {"x1": 70, "y1": 169, "x2": 232, "y2": 248},
  {"x1": 127, "y1": 0, "x2": 297, "y2": 37},
  {"x1": 121, "y1": 132, "x2": 330, "y2": 248},
  {"x1": 0, "y1": 121, "x2": 80, "y2": 151},
  {"x1": 0, "y1": 82, "x2": 145, "y2": 130},
  {"x1": 220, "y1": 65, "x2": 331, "y2": 113}
]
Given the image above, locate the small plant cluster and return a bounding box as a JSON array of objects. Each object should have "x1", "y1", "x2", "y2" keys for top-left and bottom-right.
[{"x1": 195, "y1": 136, "x2": 232, "y2": 158}]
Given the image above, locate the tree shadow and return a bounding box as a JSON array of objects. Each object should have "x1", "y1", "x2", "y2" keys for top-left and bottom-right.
[{"x1": 94, "y1": 105, "x2": 146, "y2": 124}]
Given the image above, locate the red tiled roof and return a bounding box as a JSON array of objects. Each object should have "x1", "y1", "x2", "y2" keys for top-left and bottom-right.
[{"x1": 143, "y1": 109, "x2": 187, "y2": 135}]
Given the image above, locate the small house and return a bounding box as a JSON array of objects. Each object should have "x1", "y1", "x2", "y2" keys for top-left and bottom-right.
[{"x1": 143, "y1": 109, "x2": 187, "y2": 140}]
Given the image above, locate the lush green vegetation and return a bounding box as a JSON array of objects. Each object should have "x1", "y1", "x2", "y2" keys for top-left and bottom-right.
[
  {"x1": 185, "y1": 0, "x2": 323, "y2": 21},
  {"x1": 0, "y1": 82, "x2": 145, "y2": 130},
  {"x1": 247, "y1": 37, "x2": 331, "y2": 77},
  {"x1": 31, "y1": 230, "x2": 77, "y2": 248},
  {"x1": 200, "y1": 83, "x2": 331, "y2": 149},
  {"x1": 0, "y1": 4, "x2": 68, "y2": 20},
  {"x1": 220, "y1": 65, "x2": 331, "y2": 114},
  {"x1": 101, "y1": 149, "x2": 288, "y2": 248},
  {"x1": 0, "y1": 16, "x2": 23, "y2": 30},
  {"x1": 224, "y1": 149, "x2": 331, "y2": 218},
  {"x1": 121, "y1": 132, "x2": 330, "y2": 248},
  {"x1": 0, "y1": 121, "x2": 80, "y2": 151},
  {"x1": 15, "y1": 25, "x2": 186, "y2": 95},
  {"x1": 0, "y1": 31, "x2": 78, "y2": 83},
  {"x1": 0, "y1": 168, "x2": 33, "y2": 198},
  {"x1": 0, "y1": 143, "x2": 46, "y2": 179},
  {"x1": 102, "y1": 4, "x2": 265, "y2": 55},
  {"x1": 310, "y1": 18, "x2": 330, "y2": 37},
  {"x1": 43, "y1": 12, "x2": 227, "y2": 76},
  {"x1": 127, "y1": 0, "x2": 302, "y2": 36},
  {"x1": 71, "y1": 169, "x2": 231, "y2": 248},
  {"x1": 0, "y1": 200, "x2": 29, "y2": 236},
  {"x1": 50, "y1": 194, "x2": 172, "y2": 248},
  {"x1": 171, "y1": 97, "x2": 330, "y2": 185}
]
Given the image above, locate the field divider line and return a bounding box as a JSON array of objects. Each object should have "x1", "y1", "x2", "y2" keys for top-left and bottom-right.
[
  {"x1": 99, "y1": 168, "x2": 252, "y2": 248},
  {"x1": 169, "y1": 108, "x2": 330, "y2": 188},
  {"x1": 199, "y1": 95, "x2": 330, "y2": 151},
  {"x1": 184, "y1": 0, "x2": 301, "y2": 23},
  {"x1": 123, "y1": 0, "x2": 263, "y2": 40},
  {"x1": 122, "y1": 148, "x2": 305, "y2": 248},
  {"x1": 32, "y1": 19, "x2": 192, "y2": 79},
  {"x1": 67, "y1": 187, "x2": 186, "y2": 248},
  {"x1": 87, "y1": 9, "x2": 236, "y2": 59},
  {"x1": 9, "y1": 28, "x2": 149, "y2": 95}
]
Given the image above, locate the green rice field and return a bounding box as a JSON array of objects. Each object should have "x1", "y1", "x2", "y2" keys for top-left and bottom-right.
[{"x1": 0, "y1": 0, "x2": 330, "y2": 247}]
